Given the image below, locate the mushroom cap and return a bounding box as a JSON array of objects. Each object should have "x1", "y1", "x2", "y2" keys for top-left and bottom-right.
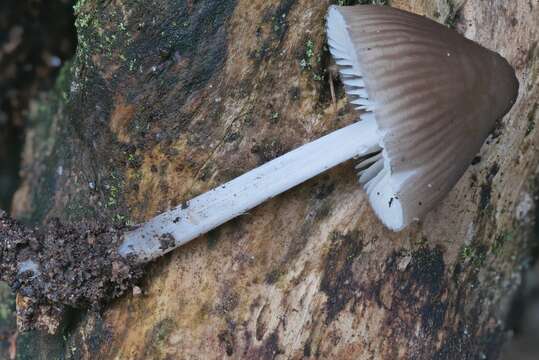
[{"x1": 327, "y1": 5, "x2": 519, "y2": 230}]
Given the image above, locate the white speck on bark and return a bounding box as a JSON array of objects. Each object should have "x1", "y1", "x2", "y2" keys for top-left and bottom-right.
[{"x1": 516, "y1": 192, "x2": 534, "y2": 223}]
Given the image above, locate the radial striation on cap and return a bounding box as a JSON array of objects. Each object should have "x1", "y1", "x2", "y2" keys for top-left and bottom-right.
[{"x1": 327, "y1": 5, "x2": 519, "y2": 230}]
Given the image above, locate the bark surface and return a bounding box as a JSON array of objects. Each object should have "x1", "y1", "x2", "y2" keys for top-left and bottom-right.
[{"x1": 8, "y1": 0, "x2": 539, "y2": 358}]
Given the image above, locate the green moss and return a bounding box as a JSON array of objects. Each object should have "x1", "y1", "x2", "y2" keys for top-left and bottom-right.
[
  {"x1": 299, "y1": 38, "x2": 325, "y2": 82},
  {"x1": 73, "y1": 0, "x2": 137, "y2": 77},
  {"x1": 411, "y1": 236, "x2": 428, "y2": 248},
  {"x1": 73, "y1": 0, "x2": 98, "y2": 65},
  {"x1": 460, "y1": 244, "x2": 487, "y2": 268},
  {"x1": 72, "y1": 0, "x2": 89, "y2": 15},
  {"x1": 103, "y1": 171, "x2": 130, "y2": 225},
  {"x1": 300, "y1": 39, "x2": 314, "y2": 69},
  {"x1": 491, "y1": 231, "x2": 513, "y2": 256},
  {"x1": 444, "y1": 0, "x2": 459, "y2": 28},
  {"x1": 270, "y1": 111, "x2": 280, "y2": 123},
  {"x1": 0, "y1": 283, "x2": 15, "y2": 332}
]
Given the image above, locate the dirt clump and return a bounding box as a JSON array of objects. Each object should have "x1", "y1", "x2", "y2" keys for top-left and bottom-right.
[
  {"x1": 158, "y1": 233, "x2": 175, "y2": 251},
  {"x1": 0, "y1": 210, "x2": 143, "y2": 332}
]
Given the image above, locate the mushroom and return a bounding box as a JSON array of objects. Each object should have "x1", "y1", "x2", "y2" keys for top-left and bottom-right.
[
  {"x1": 118, "y1": 5, "x2": 518, "y2": 263},
  {"x1": 119, "y1": 5, "x2": 519, "y2": 262},
  {"x1": 325, "y1": 4, "x2": 519, "y2": 230}
]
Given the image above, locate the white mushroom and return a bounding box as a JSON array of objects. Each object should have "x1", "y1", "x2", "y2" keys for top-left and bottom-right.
[{"x1": 119, "y1": 5, "x2": 518, "y2": 263}]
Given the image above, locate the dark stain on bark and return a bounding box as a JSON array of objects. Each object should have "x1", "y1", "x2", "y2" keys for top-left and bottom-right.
[
  {"x1": 431, "y1": 247, "x2": 509, "y2": 359},
  {"x1": 320, "y1": 230, "x2": 364, "y2": 324},
  {"x1": 253, "y1": 329, "x2": 284, "y2": 360},
  {"x1": 218, "y1": 320, "x2": 237, "y2": 357},
  {"x1": 63, "y1": 315, "x2": 112, "y2": 358},
  {"x1": 141, "y1": 318, "x2": 176, "y2": 360},
  {"x1": 58, "y1": 0, "x2": 238, "y2": 226},
  {"x1": 372, "y1": 246, "x2": 449, "y2": 357},
  {"x1": 251, "y1": 0, "x2": 297, "y2": 64},
  {"x1": 21, "y1": 0, "x2": 240, "y2": 220},
  {"x1": 479, "y1": 163, "x2": 500, "y2": 210},
  {"x1": 207, "y1": 227, "x2": 221, "y2": 249},
  {"x1": 411, "y1": 247, "x2": 447, "y2": 334},
  {"x1": 251, "y1": 138, "x2": 286, "y2": 163},
  {"x1": 432, "y1": 327, "x2": 505, "y2": 360},
  {"x1": 265, "y1": 268, "x2": 285, "y2": 285},
  {"x1": 215, "y1": 286, "x2": 240, "y2": 316},
  {"x1": 120, "y1": 0, "x2": 238, "y2": 149},
  {"x1": 86, "y1": 317, "x2": 112, "y2": 355},
  {"x1": 314, "y1": 180, "x2": 336, "y2": 200},
  {"x1": 375, "y1": 242, "x2": 509, "y2": 359},
  {"x1": 384, "y1": 247, "x2": 447, "y2": 330}
]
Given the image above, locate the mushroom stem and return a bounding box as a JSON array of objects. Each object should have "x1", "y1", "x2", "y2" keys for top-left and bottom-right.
[{"x1": 119, "y1": 117, "x2": 380, "y2": 263}]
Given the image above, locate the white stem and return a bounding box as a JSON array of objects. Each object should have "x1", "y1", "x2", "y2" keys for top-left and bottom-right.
[{"x1": 119, "y1": 118, "x2": 380, "y2": 263}]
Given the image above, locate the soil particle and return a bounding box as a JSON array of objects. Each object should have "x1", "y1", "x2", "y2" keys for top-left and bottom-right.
[
  {"x1": 158, "y1": 233, "x2": 175, "y2": 251},
  {"x1": 0, "y1": 210, "x2": 142, "y2": 332},
  {"x1": 251, "y1": 138, "x2": 286, "y2": 163}
]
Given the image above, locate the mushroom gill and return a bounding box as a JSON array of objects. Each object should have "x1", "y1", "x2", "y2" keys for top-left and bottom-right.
[{"x1": 327, "y1": 5, "x2": 519, "y2": 230}]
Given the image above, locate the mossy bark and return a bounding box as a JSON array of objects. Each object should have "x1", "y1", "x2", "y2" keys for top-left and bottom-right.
[{"x1": 9, "y1": 0, "x2": 539, "y2": 358}]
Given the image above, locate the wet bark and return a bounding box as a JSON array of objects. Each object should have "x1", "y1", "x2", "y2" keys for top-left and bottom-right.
[{"x1": 8, "y1": 0, "x2": 539, "y2": 358}]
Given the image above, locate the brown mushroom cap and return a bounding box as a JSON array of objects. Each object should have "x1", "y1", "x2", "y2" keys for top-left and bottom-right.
[{"x1": 327, "y1": 5, "x2": 519, "y2": 230}]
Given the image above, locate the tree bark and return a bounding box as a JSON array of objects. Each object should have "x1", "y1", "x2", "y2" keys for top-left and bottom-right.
[{"x1": 9, "y1": 0, "x2": 539, "y2": 358}]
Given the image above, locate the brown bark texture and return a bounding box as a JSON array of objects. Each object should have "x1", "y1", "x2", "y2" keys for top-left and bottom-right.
[{"x1": 7, "y1": 0, "x2": 539, "y2": 358}]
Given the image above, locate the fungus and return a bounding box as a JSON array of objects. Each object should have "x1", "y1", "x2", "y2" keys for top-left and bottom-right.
[
  {"x1": 118, "y1": 5, "x2": 518, "y2": 262},
  {"x1": 325, "y1": 5, "x2": 518, "y2": 230}
]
